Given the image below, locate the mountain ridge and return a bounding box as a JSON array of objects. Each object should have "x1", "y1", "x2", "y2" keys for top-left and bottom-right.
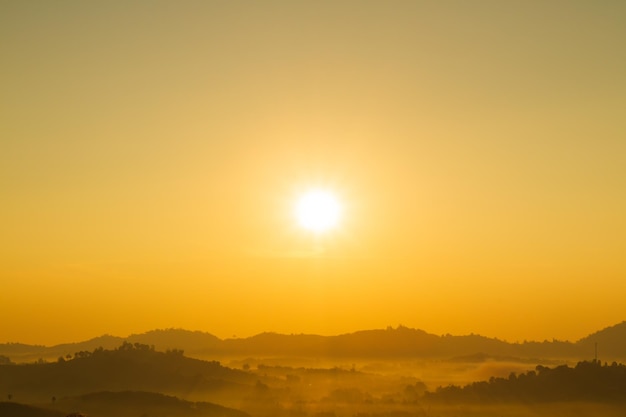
[{"x1": 2, "y1": 322, "x2": 624, "y2": 363}]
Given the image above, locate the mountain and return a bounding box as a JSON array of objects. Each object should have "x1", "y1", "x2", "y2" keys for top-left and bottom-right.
[
  {"x1": 51, "y1": 391, "x2": 249, "y2": 417},
  {"x1": 2, "y1": 322, "x2": 625, "y2": 365},
  {"x1": 3, "y1": 344, "x2": 626, "y2": 415},
  {"x1": 0, "y1": 402, "x2": 65, "y2": 417},
  {"x1": 0, "y1": 392, "x2": 250, "y2": 417},
  {"x1": 213, "y1": 327, "x2": 584, "y2": 360},
  {"x1": 424, "y1": 360, "x2": 626, "y2": 403},
  {"x1": 126, "y1": 329, "x2": 222, "y2": 352},
  {"x1": 0, "y1": 335, "x2": 125, "y2": 363},
  {"x1": 0, "y1": 343, "x2": 255, "y2": 403},
  {"x1": 577, "y1": 321, "x2": 626, "y2": 360},
  {"x1": 217, "y1": 327, "x2": 477, "y2": 357},
  {"x1": 0, "y1": 330, "x2": 220, "y2": 364}
]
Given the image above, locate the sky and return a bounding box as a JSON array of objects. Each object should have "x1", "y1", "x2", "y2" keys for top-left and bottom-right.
[{"x1": 1, "y1": 1, "x2": 625, "y2": 346}]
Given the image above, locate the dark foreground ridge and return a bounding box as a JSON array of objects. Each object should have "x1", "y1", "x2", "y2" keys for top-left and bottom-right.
[
  {"x1": 2, "y1": 343, "x2": 626, "y2": 417},
  {"x1": 1, "y1": 391, "x2": 249, "y2": 417},
  {"x1": 55, "y1": 391, "x2": 249, "y2": 417},
  {"x1": 0, "y1": 402, "x2": 65, "y2": 417},
  {"x1": 0, "y1": 342, "x2": 255, "y2": 403},
  {"x1": 425, "y1": 360, "x2": 626, "y2": 403}
]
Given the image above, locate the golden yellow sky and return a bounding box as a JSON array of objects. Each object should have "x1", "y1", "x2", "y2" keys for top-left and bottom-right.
[{"x1": 2, "y1": 1, "x2": 625, "y2": 345}]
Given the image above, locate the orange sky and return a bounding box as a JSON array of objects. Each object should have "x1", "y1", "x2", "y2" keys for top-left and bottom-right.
[{"x1": 1, "y1": 1, "x2": 625, "y2": 346}]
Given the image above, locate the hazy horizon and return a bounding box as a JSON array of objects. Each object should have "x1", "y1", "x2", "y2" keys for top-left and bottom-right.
[
  {"x1": 2, "y1": 321, "x2": 624, "y2": 348},
  {"x1": 2, "y1": 1, "x2": 625, "y2": 347}
]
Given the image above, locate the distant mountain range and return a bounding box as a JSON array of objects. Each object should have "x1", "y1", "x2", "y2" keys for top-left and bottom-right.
[{"x1": 2, "y1": 322, "x2": 625, "y2": 364}]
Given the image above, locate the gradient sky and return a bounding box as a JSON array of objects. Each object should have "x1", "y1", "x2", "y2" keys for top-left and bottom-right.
[{"x1": 2, "y1": 1, "x2": 625, "y2": 345}]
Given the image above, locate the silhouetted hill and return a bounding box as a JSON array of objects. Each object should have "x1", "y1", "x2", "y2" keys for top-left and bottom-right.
[
  {"x1": 0, "y1": 343, "x2": 50, "y2": 364},
  {"x1": 0, "y1": 342, "x2": 46, "y2": 354},
  {"x1": 127, "y1": 328, "x2": 222, "y2": 352},
  {"x1": 52, "y1": 334, "x2": 126, "y2": 354},
  {"x1": 424, "y1": 360, "x2": 626, "y2": 403},
  {"x1": 0, "y1": 402, "x2": 65, "y2": 417},
  {"x1": 0, "y1": 329, "x2": 222, "y2": 363},
  {"x1": 215, "y1": 327, "x2": 582, "y2": 360},
  {"x1": 51, "y1": 391, "x2": 250, "y2": 417},
  {"x1": 0, "y1": 343, "x2": 255, "y2": 403},
  {"x1": 212, "y1": 327, "x2": 467, "y2": 357},
  {"x1": 577, "y1": 321, "x2": 626, "y2": 360},
  {"x1": 0, "y1": 335, "x2": 125, "y2": 363},
  {"x1": 328, "y1": 327, "x2": 440, "y2": 356}
]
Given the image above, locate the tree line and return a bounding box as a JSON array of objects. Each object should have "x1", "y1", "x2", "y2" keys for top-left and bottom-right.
[{"x1": 424, "y1": 360, "x2": 626, "y2": 403}]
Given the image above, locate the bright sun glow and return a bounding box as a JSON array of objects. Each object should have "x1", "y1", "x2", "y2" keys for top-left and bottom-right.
[{"x1": 295, "y1": 189, "x2": 342, "y2": 233}]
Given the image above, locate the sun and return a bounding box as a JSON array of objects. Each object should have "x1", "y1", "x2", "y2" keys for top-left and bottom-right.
[{"x1": 295, "y1": 189, "x2": 342, "y2": 233}]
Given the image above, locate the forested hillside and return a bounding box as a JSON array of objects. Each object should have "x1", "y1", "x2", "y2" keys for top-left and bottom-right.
[{"x1": 425, "y1": 360, "x2": 626, "y2": 403}]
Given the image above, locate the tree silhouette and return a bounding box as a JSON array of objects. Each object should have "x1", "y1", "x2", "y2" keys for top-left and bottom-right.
[{"x1": 424, "y1": 360, "x2": 626, "y2": 403}]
